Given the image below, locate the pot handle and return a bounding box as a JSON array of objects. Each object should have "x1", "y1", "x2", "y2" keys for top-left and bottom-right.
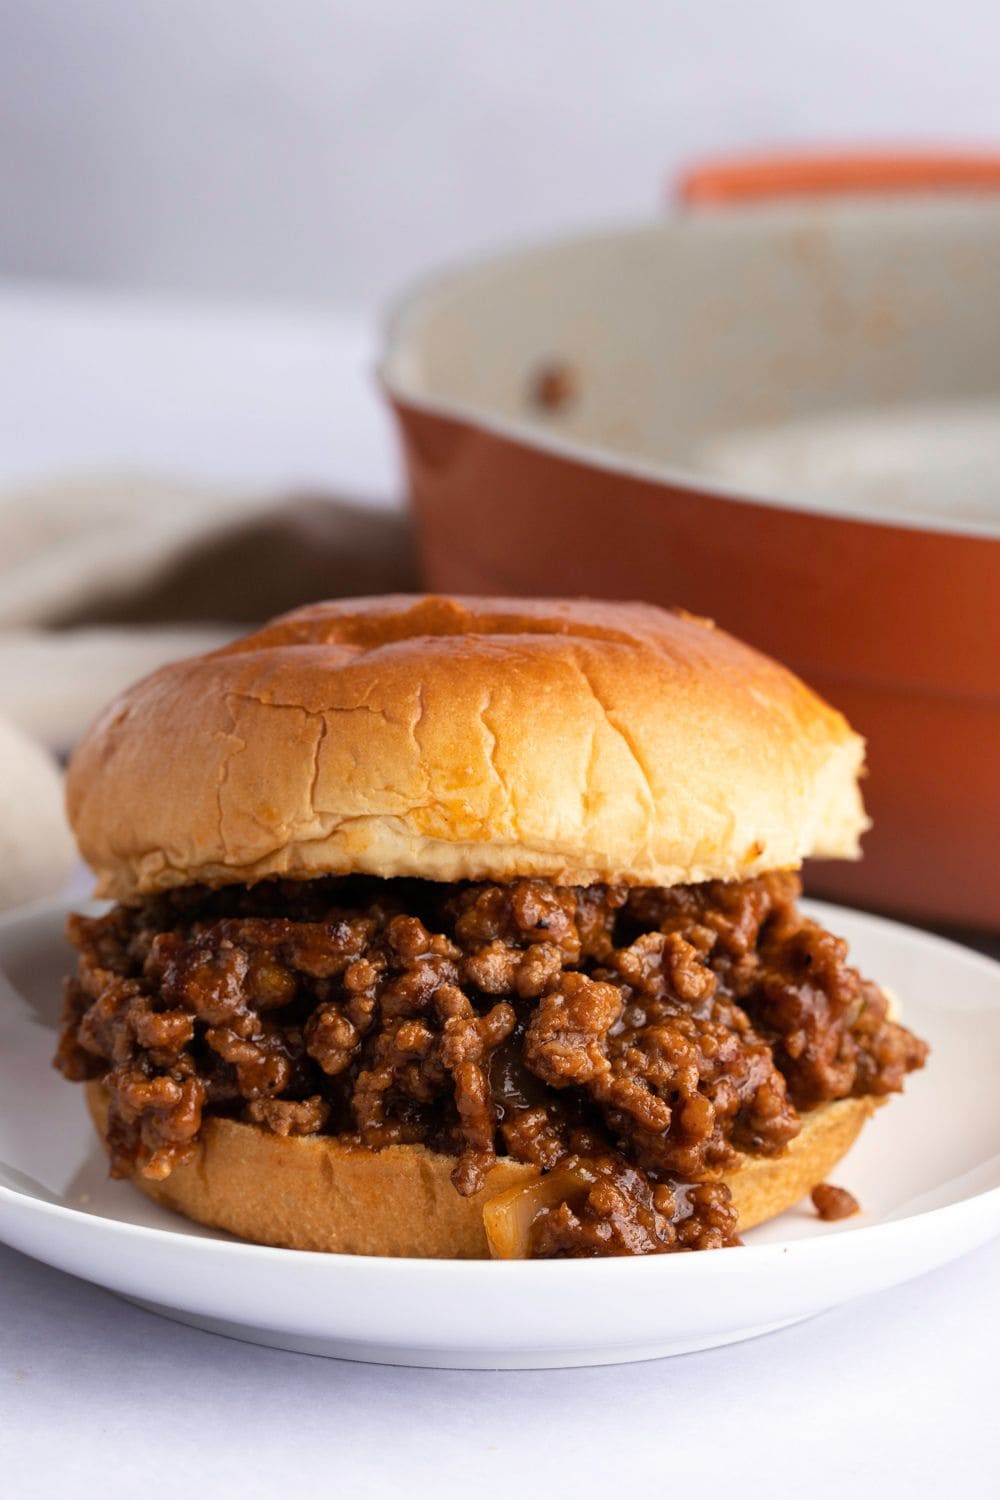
[{"x1": 675, "y1": 149, "x2": 1000, "y2": 206}]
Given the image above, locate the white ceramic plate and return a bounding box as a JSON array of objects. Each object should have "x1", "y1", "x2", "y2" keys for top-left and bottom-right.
[{"x1": 1, "y1": 897, "x2": 998, "y2": 1369}]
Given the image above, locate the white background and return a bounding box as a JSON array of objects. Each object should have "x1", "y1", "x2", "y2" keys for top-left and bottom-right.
[{"x1": 4, "y1": 0, "x2": 1000, "y2": 310}]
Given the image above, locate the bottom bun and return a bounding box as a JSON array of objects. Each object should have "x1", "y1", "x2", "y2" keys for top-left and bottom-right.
[{"x1": 86, "y1": 1081, "x2": 876, "y2": 1258}]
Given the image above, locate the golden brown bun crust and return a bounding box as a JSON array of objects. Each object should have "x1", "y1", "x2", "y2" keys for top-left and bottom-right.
[
  {"x1": 86, "y1": 1082, "x2": 875, "y2": 1257},
  {"x1": 68, "y1": 595, "x2": 867, "y2": 901}
]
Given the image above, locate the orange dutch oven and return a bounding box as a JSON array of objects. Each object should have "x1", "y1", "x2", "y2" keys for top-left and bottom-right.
[{"x1": 380, "y1": 152, "x2": 1000, "y2": 928}]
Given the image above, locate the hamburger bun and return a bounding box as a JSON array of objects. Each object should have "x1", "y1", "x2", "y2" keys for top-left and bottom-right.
[
  {"x1": 67, "y1": 594, "x2": 867, "y2": 903},
  {"x1": 64, "y1": 594, "x2": 899, "y2": 1260},
  {"x1": 86, "y1": 1081, "x2": 875, "y2": 1257}
]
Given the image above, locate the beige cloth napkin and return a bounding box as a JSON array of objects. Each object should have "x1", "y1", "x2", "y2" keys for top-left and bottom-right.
[
  {"x1": 1, "y1": 474, "x2": 418, "y2": 751},
  {"x1": 0, "y1": 713, "x2": 76, "y2": 909}
]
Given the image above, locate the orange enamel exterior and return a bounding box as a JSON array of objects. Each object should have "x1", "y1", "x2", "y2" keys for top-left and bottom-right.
[
  {"x1": 678, "y1": 149, "x2": 1000, "y2": 205},
  {"x1": 389, "y1": 401, "x2": 1000, "y2": 928}
]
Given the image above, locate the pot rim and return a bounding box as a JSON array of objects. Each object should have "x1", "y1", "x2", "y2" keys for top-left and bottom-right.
[{"x1": 379, "y1": 204, "x2": 1000, "y2": 544}]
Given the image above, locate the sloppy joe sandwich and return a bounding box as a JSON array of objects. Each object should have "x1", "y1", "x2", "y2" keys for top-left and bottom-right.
[{"x1": 56, "y1": 595, "x2": 927, "y2": 1258}]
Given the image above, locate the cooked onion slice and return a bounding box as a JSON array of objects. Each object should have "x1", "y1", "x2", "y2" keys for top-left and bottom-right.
[{"x1": 482, "y1": 1163, "x2": 595, "y2": 1259}]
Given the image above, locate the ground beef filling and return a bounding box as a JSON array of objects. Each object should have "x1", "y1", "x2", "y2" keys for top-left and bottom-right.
[{"x1": 56, "y1": 872, "x2": 927, "y2": 1257}]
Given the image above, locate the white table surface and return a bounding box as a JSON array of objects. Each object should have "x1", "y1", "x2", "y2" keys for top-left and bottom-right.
[
  {"x1": 2, "y1": 1235, "x2": 997, "y2": 1499},
  {"x1": 0, "y1": 283, "x2": 996, "y2": 1499}
]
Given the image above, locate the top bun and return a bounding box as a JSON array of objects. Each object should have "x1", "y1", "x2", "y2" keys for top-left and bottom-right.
[{"x1": 67, "y1": 595, "x2": 868, "y2": 901}]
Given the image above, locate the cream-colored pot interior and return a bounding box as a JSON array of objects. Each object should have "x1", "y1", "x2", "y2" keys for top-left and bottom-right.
[{"x1": 384, "y1": 198, "x2": 1000, "y2": 537}]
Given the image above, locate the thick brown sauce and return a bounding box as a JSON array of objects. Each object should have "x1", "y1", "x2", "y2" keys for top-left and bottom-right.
[{"x1": 56, "y1": 872, "x2": 927, "y2": 1257}]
